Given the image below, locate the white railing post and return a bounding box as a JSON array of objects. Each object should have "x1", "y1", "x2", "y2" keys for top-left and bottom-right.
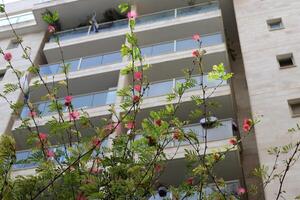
[
  {"x1": 77, "y1": 58, "x2": 82, "y2": 70},
  {"x1": 174, "y1": 8, "x2": 177, "y2": 18},
  {"x1": 174, "y1": 40, "x2": 177, "y2": 52}
]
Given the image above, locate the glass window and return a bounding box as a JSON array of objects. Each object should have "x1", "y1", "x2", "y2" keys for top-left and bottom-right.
[
  {"x1": 102, "y1": 52, "x2": 122, "y2": 65},
  {"x1": 80, "y1": 56, "x2": 103, "y2": 70},
  {"x1": 146, "y1": 80, "x2": 173, "y2": 97},
  {"x1": 92, "y1": 92, "x2": 108, "y2": 107},
  {"x1": 267, "y1": 18, "x2": 284, "y2": 31},
  {"x1": 151, "y1": 42, "x2": 174, "y2": 56},
  {"x1": 72, "y1": 95, "x2": 93, "y2": 109},
  {"x1": 40, "y1": 63, "x2": 60, "y2": 76},
  {"x1": 277, "y1": 53, "x2": 295, "y2": 68}
]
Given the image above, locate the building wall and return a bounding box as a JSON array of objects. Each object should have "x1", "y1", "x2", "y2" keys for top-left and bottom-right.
[
  {"x1": 233, "y1": 0, "x2": 300, "y2": 199},
  {"x1": 0, "y1": 31, "x2": 45, "y2": 135}
]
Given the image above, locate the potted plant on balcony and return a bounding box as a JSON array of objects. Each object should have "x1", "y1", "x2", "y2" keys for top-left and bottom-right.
[
  {"x1": 199, "y1": 116, "x2": 218, "y2": 129},
  {"x1": 42, "y1": 10, "x2": 61, "y2": 31}
]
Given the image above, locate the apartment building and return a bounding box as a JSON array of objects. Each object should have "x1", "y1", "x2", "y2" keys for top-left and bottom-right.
[{"x1": 0, "y1": 0, "x2": 299, "y2": 199}]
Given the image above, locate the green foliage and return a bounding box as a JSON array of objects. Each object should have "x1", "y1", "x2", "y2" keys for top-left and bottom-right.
[
  {"x1": 208, "y1": 63, "x2": 233, "y2": 81},
  {"x1": 118, "y1": 3, "x2": 129, "y2": 13},
  {"x1": 0, "y1": 4, "x2": 5, "y2": 13},
  {"x1": 3, "y1": 83, "x2": 18, "y2": 95},
  {"x1": 42, "y1": 10, "x2": 59, "y2": 24}
]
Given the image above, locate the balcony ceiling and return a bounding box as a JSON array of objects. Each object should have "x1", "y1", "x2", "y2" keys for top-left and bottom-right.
[{"x1": 33, "y1": 0, "x2": 130, "y2": 30}]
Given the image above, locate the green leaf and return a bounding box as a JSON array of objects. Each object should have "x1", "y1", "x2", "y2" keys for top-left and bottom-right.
[
  {"x1": 118, "y1": 3, "x2": 129, "y2": 13},
  {"x1": 0, "y1": 4, "x2": 5, "y2": 13},
  {"x1": 3, "y1": 83, "x2": 18, "y2": 94}
]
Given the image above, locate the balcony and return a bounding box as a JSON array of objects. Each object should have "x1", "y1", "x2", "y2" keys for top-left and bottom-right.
[
  {"x1": 20, "y1": 89, "x2": 116, "y2": 119},
  {"x1": 149, "y1": 180, "x2": 240, "y2": 200},
  {"x1": 38, "y1": 32, "x2": 223, "y2": 78},
  {"x1": 13, "y1": 140, "x2": 108, "y2": 171},
  {"x1": 42, "y1": 2, "x2": 222, "y2": 62},
  {"x1": 48, "y1": 2, "x2": 218, "y2": 43}
]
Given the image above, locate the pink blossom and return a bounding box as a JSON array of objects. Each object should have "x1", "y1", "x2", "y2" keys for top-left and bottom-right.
[
  {"x1": 229, "y1": 138, "x2": 237, "y2": 145},
  {"x1": 154, "y1": 119, "x2": 162, "y2": 126},
  {"x1": 237, "y1": 187, "x2": 246, "y2": 195},
  {"x1": 90, "y1": 167, "x2": 103, "y2": 174},
  {"x1": 192, "y1": 50, "x2": 200, "y2": 57},
  {"x1": 4, "y1": 52, "x2": 12, "y2": 62},
  {"x1": 126, "y1": 121, "x2": 135, "y2": 129},
  {"x1": 38, "y1": 133, "x2": 47, "y2": 141},
  {"x1": 48, "y1": 25, "x2": 56, "y2": 33},
  {"x1": 173, "y1": 131, "x2": 180, "y2": 140},
  {"x1": 92, "y1": 137, "x2": 101, "y2": 147},
  {"x1": 69, "y1": 110, "x2": 80, "y2": 120},
  {"x1": 29, "y1": 111, "x2": 37, "y2": 118},
  {"x1": 64, "y1": 95, "x2": 73, "y2": 106},
  {"x1": 134, "y1": 84, "x2": 142, "y2": 92},
  {"x1": 186, "y1": 177, "x2": 194, "y2": 185},
  {"x1": 46, "y1": 149, "x2": 55, "y2": 158},
  {"x1": 134, "y1": 71, "x2": 142, "y2": 81},
  {"x1": 155, "y1": 164, "x2": 162, "y2": 173},
  {"x1": 76, "y1": 192, "x2": 87, "y2": 200},
  {"x1": 127, "y1": 10, "x2": 137, "y2": 19},
  {"x1": 132, "y1": 95, "x2": 140, "y2": 103},
  {"x1": 243, "y1": 118, "x2": 252, "y2": 132},
  {"x1": 192, "y1": 33, "x2": 200, "y2": 41}
]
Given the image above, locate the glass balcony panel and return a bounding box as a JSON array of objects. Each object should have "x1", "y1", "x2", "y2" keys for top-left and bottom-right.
[
  {"x1": 136, "y1": 10, "x2": 175, "y2": 26},
  {"x1": 52, "y1": 27, "x2": 89, "y2": 42},
  {"x1": 72, "y1": 95, "x2": 93, "y2": 109},
  {"x1": 14, "y1": 150, "x2": 37, "y2": 170},
  {"x1": 96, "y1": 20, "x2": 128, "y2": 33},
  {"x1": 20, "y1": 106, "x2": 30, "y2": 119},
  {"x1": 18, "y1": 13, "x2": 35, "y2": 22},
  {"x1": 203, "y1": 75, "x2": 225, "y2": 88},
  {"x1": 106, "y1": 90, "x2": 117, "y2": 105},
  {"x1": 147, "y1": 80, "x2": 173, "y2": 97},
  {"x1": 40, "y1": 63, "x2": 60, "y2": 76},
  {"x1": 177, "y1": 2, "x2": 218, "y2": 17},
  {"x1": 140, "y1": 46, "x2": 153, "y2": 57},
  {"x1": 151, "y1": 42, "x2": 174, "y2": 57},
  {"x1": 101, "y1": 52, "x2": 122, "y2": 65},
  {"x1": 65, "y1": 59, "x2": 80, "y2": 72},
  {"x1": 92, "y1": 92, "x2": 108, "y2": 107},
  {"x1": 80, "y1": 56, "x2": 103, "y2": 70},
  {"x1": 176, "y1": 39, "x2": 198, "y2": 52},
  {"x1": 202, "y1": 33, "x2": 223, "y2": 47},
  {"x1": 37, "y1": 102, "x2": 46, "y2": 115}
]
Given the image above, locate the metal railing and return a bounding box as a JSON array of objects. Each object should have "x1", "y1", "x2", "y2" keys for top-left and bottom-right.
[
  {"x1": 20, "y1": 89, "x2": 117, "y2": 118},
  {"x1": 40, "y1": 32, "x2": 223, "y2": 76},
  {"x1": 48, "y1": 2, "x2": 219, "y2": 42}
]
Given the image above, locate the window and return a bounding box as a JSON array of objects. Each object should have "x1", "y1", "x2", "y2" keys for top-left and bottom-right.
[
  {"x1": 277, "y1": 53, "x2": 295, "y2": 68},
  {"x1": 267, "y1": 18, "x2": 283, "y2": 31},
  {"x1": 7, "y1": 38, "x2": 21, "y2": 49},
  {"x1": 288, "y1": 99, "x2": 300, "y2": 117}
]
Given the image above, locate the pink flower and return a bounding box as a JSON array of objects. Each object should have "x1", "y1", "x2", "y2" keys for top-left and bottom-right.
[
  {"x1": 29, "y1": 111, "x2": 37, "y2": 118},
  {"x1": 173, "y1": 131, "x2": 180, "y2": 140},
  {"x1": 229, "y1": 138, "x2": 237, "y2": 145},
  {"x1": 186, "y1": 177, "x2": 194, "y2": 185},
  {"x1": 64, "y1": 95, "x2": 73, "y2": 106},
  {"x1": 105, "y1": 122, "x2": 117, "y2": 131},
  {"x1": 132, "y1": 95, "x2": 140, "y2": 103},
  {"x1": 134, "y1": 71, "x2": 142, "y2": 81},
  {"x1": 38, "y1": 133, "x2": 47, "y2": 141},
  {"x1": 48, "y1": 25, "x2": 56, "y2": 33},
  {"x1": 134, "y1": 84, "x2": 142, "y2": 92},
  {"x1": 237, "y1": 187, "x2": 246, "y2": 195},
  {"x1": 154, "y1": 119, "x2": 162, "y2": 126},
  {"x1": 126, "y1": 121, "x2": 135, "y2": 129},
  {"x1": 92, "y1": 137, "x2": 101, "y2": 147},
  {"x1": 243, "y1": 118, "x2": 252, "y2": 132},
  {"x1": 192, "y1": 34, "x2": 200, "y2": 41},
  {"x1": 155, "y1": 164, "x2": 162, "y2": 173},
  {"x1": 192, "y1": 50, "x2": 200, "y2": 57},
  {"x1": 90, "y1": 167, "x2": 103, "y2": 174},
  {"x1": 76, "y1": 192, "x2": 87, "y2": 200},
  {"x1": 4, "y1": 52, "x2": 12, "y2": 62},
  {"x1": 69, "y1": 110, "x2": 80, "y2": 120},
  {"x1": 46, "y1": 149, "x2": 55, "y2": 158},
  {"x1": 127, "y1": 10, "x2": 137, "y2": 19}
]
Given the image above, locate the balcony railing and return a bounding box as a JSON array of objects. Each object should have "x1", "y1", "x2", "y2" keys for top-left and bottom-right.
[
  {"x1": 20, "y1": 89, "x2": 117, "y2": 118},
  {"x1": 40, "y1": 32, "x2": 223, "y2": 76},
  {"x1": 13, "y1": 140, "x2": 108, "y2": 170},
  {"x1": 0, "y1": 12, "x2": 35, "y2": 27},
  {"x1": 149, "y1": 180, "x2": 240, "y2": 199},
  {"x1": 145, "y1": 74, "x2": 226, "y2": 98},
  {"x1": 48, "y1": 2, "x2": 219, "y2": 42}
]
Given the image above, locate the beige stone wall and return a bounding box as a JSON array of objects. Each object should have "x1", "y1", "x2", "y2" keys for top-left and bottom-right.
[
  {"x1": 0, "y1": 31, "x2": 45, "y2": 135},
  {"x1": 233, "y1": 0, "x2": 300, "y2": 199}
]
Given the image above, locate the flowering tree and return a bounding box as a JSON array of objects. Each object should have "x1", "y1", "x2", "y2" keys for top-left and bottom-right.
[{"x1": 0, "y1": 2, "x2": 299, "y2": 200}]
